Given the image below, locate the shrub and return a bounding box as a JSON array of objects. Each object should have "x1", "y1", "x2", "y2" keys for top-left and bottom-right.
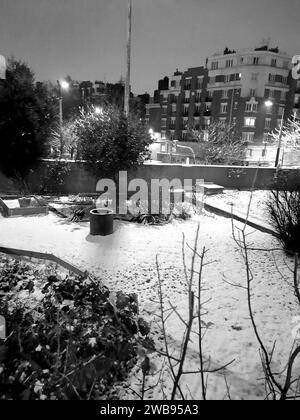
[
  {"x1": 267, "y1": 189, "x2": 300, "y2": 254},
  {"x1": 74, "y1": 106, "x2": 152, "y2": 180},
  {"x1": 0, "y1": 258, "x2": 143, "y2": 400}
]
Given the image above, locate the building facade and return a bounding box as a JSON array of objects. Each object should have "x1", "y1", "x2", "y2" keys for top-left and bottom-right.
[{"x1": 146, "y1": 46, "x2": 298, "y2": 165}]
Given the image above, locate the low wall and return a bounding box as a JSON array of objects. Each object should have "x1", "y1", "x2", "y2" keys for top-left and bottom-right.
[{"x1": 1, "y1": 161, "x2": 300, "y2": 195}]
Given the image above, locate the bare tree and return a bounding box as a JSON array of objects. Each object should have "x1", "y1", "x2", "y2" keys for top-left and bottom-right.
[{"x1": 189, "y1": 121, "x2": 246, "y2": 165}]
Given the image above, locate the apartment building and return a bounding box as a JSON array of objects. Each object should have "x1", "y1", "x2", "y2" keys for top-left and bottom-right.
[
  {"x1": 146, "y1": 67, "x2": 209, "y2": 142},
  {"x1": 207, "y1": 46, "x2": 293, "y2": 144},
  {"x1": 146, "y1": 46, "x2": 297, "y2": 164}
]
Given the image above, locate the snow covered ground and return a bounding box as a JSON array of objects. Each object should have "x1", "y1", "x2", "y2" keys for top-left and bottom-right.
[
  {"x1": 205, "y1": 190, "x2": 271, "y2": 223},
  {"x1": 0, "y1": 192, "x2": 299, "y2": 400}
]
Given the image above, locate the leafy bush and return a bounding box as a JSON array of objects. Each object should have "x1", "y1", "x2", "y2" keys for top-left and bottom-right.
[
  {"x1": 0, "y1": 258, "x2": 145, "y2": 400},
  {"x1": 74, "y1": 106, "x2": 152, "y2": 180},
  {"x1": 267, "y1": 189, "x2": 300, "y2": 254}
]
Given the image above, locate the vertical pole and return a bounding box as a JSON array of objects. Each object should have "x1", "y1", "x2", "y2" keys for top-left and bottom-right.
[
  {"x1": 124, "y1": 0, "x2": 132, "y2": 117},
  {"x1": 275, "y1": 111, "x2": 284, "y2": 168},
  {"x1": 57, "y1": 81, "x2": 63, "y2": 156}
]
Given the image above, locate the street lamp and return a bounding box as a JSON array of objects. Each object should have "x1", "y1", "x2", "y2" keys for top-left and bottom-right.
[
  {"x1": 57, "y1": 80, "x2": 70, "y2": 155},
  {"x1": 264, "y1": 100, "x2": 285, "y2": 167},
  {"x1": 95, "y1": 106, "x2": 103, "y2": 115}
]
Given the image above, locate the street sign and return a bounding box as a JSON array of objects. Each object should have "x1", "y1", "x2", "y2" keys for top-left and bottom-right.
[
  {"x1": 0, "y1": 316, "x2": 6, "y2": 340},
  {"x1": 0, "y1": 55, "x2": 6, "y2": 79}
]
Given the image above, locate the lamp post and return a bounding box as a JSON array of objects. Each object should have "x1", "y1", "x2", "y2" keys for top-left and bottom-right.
[
  {"x1": 264, "y1": 100, "x2": 285, "y2": 167},
  {"x1": 124, "y1": 0, "x2": 132, "y2": 117},
  {"x1": 57, "y1": 80, "x2": 69, "y2": 155}
]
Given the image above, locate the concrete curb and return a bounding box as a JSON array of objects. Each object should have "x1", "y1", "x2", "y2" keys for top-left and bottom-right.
[{"x1": 204, "y1": 202, "x2": 280, "y2": 239}]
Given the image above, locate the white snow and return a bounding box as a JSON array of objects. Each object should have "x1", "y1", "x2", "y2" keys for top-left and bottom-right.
[{"x1": 0, "y1": 194, "x2": 299, "y2": 400}]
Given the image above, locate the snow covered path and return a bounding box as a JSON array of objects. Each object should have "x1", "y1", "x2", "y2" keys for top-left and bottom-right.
[{"x1": 0, "y1": 211, "x2": 298, "y2": 399}]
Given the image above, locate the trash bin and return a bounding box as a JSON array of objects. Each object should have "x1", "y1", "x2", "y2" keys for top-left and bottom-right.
[{"x1": 90, "y1": 208, "x2": 114, "y2": 236}]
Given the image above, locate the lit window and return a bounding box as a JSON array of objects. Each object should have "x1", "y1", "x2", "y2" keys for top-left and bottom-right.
[{"x1": 244, "y1": 117, "x2": 256, "y2": 127}]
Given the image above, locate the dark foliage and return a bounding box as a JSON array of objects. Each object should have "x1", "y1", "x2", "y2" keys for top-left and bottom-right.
[
  {"x1": 0, "y1": 59, "x2": 56, "y2": 187},
  {"x1": 0, "y1": 258, "x2": 144, "y2": 400},
  {"x1": 268, "y1": 185, "x2": 300, "y2": 254},
  {"x1": 74, "y1": 106, "x2": 152, "y2": 179}
]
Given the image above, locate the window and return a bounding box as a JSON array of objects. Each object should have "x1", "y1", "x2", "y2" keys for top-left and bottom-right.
[
  {"x1": 269, "y1": 73, "x2": 276, "y2": 83},
  {"x1": 195, "y1": 91, "x2": 201, "y2": 102},
  {"x1": 184, "y1": 79, "x2": 192, "y2": 90},
  {"x1": 234, "y1": 101, "x2": 238, "y2": 110},
  {"x1": 204, "y1": 117, "x2": 211, "y2": 127},
  {"x1": 194, "y1": 104, "x2": 201, "y2": 115},
  {"x1": 219, "y1": 117, "x2": 227, "y2": 124},
  {"x1": 183, "y1": 104, "x2": 189, "y2": 116},
  {"x1": 278, "y1": 106, "x2": 285, "y2": 117},
  {"x1": 250, "y1": 89, "x2": 256, "y2": 97},
  {"x1": 253, "y1": 57, "x2": 260, "y2": 65},
  {"x1": 221, "y1": 103, "x2": 228, "y2": 114},
  {"x1": 161, "y1": 118, "x2": 167, "y2": 128},
  {"x1": 277, "y1": 119, "x2": 283, "y2": 128},
  {"x1": 170, "y1": 117, "x2": 176, "y2": 129},
  {"x1": 232, "y1": 117, "x2": 237, "y2": 125},
  {"x1": 161, "y1": 144, "x2": 167, "y2": 153},
  {"x1": 271, "y1": 59, "x2": 277, "y2": 67},
  {"x1": 265, "y1": 118, "x2": 271, "y2": 129},
  {"x1": 171, "y1": 81, "x2": 176, "y2": 88},
  {"x1": 161, "y1": 131, "x2": 166, "y2": 140},
  {"x1": 226, "y1": 59, "x2": 234, "y2": 68},
  {"x1": 262, "y1": 149, "x2": 267, "y2": 157},
  {"x1": 170, "y1": 131, "x2": 175, "y2": 140},
  {"x1": 197, "y1": 77, "x2": 203, "y2": 89},
  {"x1": 224, "y1": 74, "x2": 231, "y2": 83},
  {"x1": 243, "y1": 132, "x2": 255, "y2": 142},
  {"x1": 245, "y1": 101, "x2": 258, "y2": 112},
  {"x1": 248, "y1": 149, "x2": 253, "y2": 157},
  {"x1": 211, "y1": 61, "x2": 219, "y2": 70},
  {"x1": 184, "y1": 91, "x2": 190, "y2": 103},
  {"x1": 222, "y1": 90, "x2": 229, "y2": 99},
  {"x1": 251, "y1": 73, "x2": 259, "y2": 81},
  {"x1": 162, "y1": 105, "x2": 167, "y2": 114},
  {"x1": 244, "y1": 117, "x2": 256, "y2": 127}
]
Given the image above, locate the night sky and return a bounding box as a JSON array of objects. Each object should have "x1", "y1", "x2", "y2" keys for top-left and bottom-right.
[{"x1": 1, "y1": 0, "x2": 299, "y2": 94}]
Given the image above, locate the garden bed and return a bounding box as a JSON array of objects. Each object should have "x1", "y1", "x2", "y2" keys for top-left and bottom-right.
[{"x1": 0, "y1": 255, "x2": 149, "y2": 400}]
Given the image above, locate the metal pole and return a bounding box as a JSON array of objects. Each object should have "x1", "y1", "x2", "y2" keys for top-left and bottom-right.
[
  {"x1": 57, "y1": 81, "x2": 63, "y2": 156},
  {"x1": 124, "y1": 0, "x2": 132, "y2": 117},
  {"x1": 275, "y1": 111, "x2": 284, "y2": 167}
]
